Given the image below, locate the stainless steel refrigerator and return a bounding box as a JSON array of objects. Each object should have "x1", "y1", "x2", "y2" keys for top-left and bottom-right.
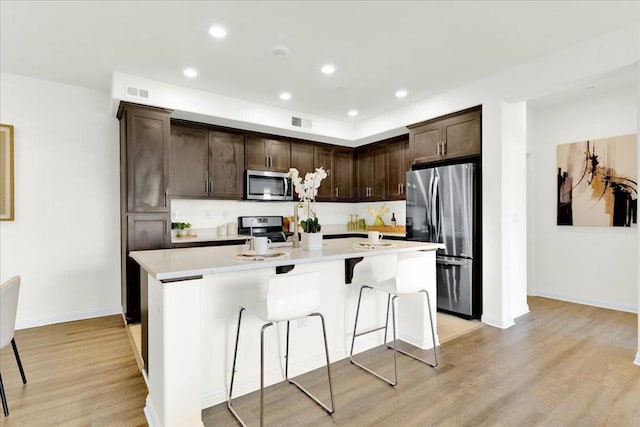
[{"x1": 406, "y1": 161, "x2": 481, "y2": 319}]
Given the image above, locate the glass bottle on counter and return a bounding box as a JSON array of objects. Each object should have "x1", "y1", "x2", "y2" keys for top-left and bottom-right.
[{"x1": 391, "y1": 212, "x2": 397, "y2": 227}]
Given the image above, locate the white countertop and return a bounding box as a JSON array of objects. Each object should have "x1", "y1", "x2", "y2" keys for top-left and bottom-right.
[{"x1": 132, "y1": 237, "x2": 443, "y2": 281}]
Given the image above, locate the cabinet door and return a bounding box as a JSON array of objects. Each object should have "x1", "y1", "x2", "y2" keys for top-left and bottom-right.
[
  {"x1": 410, "y1": 121, "x2": 441, "y2": 165},
  {"x1": 291, "y1": 143, "x2": 314, "y2": 175},
  {"x1": 356, "y1": 149, "x2": 372, "y2": 199},
  {"x1": 442, "y1": 110, "x2": 481, "y2": 159},
  {"x1": 244, "y1": 136, "x2": 269, "y2": 170},
  {"x1": 370, "y1": 146, "x2": 386, "y2": 200},
  {"x1": 333, "y1": 149, "x2": 353, "y2": 201},
  {"x1": 291, "y1": 143, "x2": 315, "y2": 200},
  {"x1": 209, "y1": 131, "x2": 244, "y2": 199},
  {"x1": 314, "y1": 146, "x2": 334, "y2": 200},
  {"x1": 126, "y1": 108, "x2": 170, "y2": 212},
  {"x1": 267, "y1": 140, "x2": 291, "y2": 172},
  {"x1": 385, "y1": 139, "x2": 408, "y2": 200},
  {"x1": 170, "y1": 126, "x2": 208, "y2": 197},
  {"x1": 125, "y1": 213, "x2": 170, "y2": 323}
]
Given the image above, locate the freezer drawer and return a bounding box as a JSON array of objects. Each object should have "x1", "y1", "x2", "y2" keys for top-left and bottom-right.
[{"x1": 436, "y1": 256, "x2": 473, "y2": 317}]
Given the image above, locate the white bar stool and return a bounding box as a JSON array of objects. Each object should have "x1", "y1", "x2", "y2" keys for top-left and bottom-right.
[
  {"x1": 1, "y1": 276, "x2": 27, "y2": 417},
  {"x1": 349, "y1": 252, "x2": 438, "y2": 386},
  {"x1": 227, "y1": 270, "x2": 335, "y2": 426}
]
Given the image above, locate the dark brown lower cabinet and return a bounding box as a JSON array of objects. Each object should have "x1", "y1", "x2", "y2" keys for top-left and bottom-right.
[{"x1": 123, "y1": 213, "x2": 170, "y2": 323}]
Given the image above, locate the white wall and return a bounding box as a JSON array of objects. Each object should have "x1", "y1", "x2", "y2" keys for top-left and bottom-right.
[
  {"x1": 528, "y1": 85, "x2": 638, "y2": 313},
  {"x1": 0, "y1": 72, "x2": 121, "y2": 328}
]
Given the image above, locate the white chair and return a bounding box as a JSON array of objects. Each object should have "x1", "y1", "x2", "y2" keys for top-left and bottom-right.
[
  {"x1": 0, "y1": 276, "x2": 27, "y2": 417},
  {"x1": 227, "y1": 270, "x2": 334, "y2": 426},
  {"x1": 349, "y1": 252, "x2": 438, "y2": 386}
]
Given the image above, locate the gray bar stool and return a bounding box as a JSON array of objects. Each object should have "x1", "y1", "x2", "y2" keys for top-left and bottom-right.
[
  {"x1": 228, "y1": 270, "x2": 335, "y2": 426},
  {"x1": 349, "y1": 252, "x2": 438, "y2": 386}
]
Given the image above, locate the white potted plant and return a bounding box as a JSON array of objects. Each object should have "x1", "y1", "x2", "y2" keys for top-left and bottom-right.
[{"x1": 288, "y1": 167, "x2": 328, "y2": 251}]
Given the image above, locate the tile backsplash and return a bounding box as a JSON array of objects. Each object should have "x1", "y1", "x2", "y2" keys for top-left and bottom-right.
[{"x1": 171, "y1": 199, "x2": 406, "y2": 229}]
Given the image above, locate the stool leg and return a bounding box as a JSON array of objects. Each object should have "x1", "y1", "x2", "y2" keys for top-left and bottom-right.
[
  {"x1": 227, "y1": 307, "x2": 246, "y2": 426},
  {"x1": 0, "y1": 373, "x2": 8, "y2": 417},
  {"x1": 391, "y1": 295, "x2": 399, "y2": 385},
  {"x1": 386, "y1": 291, "x2": 439, "y2": 367},
  {"x1": 285, "y1": 314, "x2": 335, "y2": 414},
  {"x1": 350, "y1": 286, "x2": 398, "y2": 386},
  {"x1": 11, "y1": 339, "x2": 27, "y2": 385},
  {"x1": 260, "y1": 322, "x2": 273, "y2": 427},
  {"x1": 349, "y1": 285, "x2": 370, "y2": 359},
  {"x1": 382, "y1": 294, "x2": 391, "y2": 346}
]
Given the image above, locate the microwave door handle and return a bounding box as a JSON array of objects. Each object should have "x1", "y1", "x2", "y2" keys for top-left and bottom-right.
[{"x1": 284, "y1": 177, "x2": 289, "y2": 197}]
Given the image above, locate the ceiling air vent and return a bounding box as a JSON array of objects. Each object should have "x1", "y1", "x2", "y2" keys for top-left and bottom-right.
[
  {"x1": 291, "y1": 116, "x2": 312, "y2": 129},
  {"x1": 125, "y1": 85, "x2": 150, "y2": 100}
]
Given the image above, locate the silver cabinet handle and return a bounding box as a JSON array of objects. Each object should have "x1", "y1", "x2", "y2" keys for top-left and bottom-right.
[
  {"x1": 165, "y1": 220, "x2": 169, "y2": 235},
  {"x1": 209, "y1": 179, "x2": 213, "y2": 193},
  {"x1": 335, "y1": 187, "x2": 338, "y2": 197},
  {"x1": 438, "y1": 141, "x2": 442, "y2": 156},
  {"x1": 443, "y1": 142, "x2": 447, "y2": 155},
  {"x1": 398, "y1": 183, "x2": 401, "y2": 195}
]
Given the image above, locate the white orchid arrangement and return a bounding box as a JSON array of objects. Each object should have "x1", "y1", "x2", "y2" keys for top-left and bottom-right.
[
  {"x1": 367, "y1": 203, "x2": 390, "y2": 218},
  {"x1": 288, "y1": 167, "x2": 329, "y2": 233}
]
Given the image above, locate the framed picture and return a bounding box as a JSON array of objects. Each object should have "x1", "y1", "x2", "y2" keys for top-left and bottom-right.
[
  {"x1": 0, "y1": 124, "x2": 14, "y2": 221},
  {"x1": 557, "y1": 133, "x2": 637, "y2": 227}
]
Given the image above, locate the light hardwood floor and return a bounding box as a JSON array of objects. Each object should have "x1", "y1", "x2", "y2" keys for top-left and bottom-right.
[
  {"x1": 0, "y1": 315, "x2": 147, "y2": 426},
  {"x1": 1, "y1": 297, "x2": 638, "y2": 426}
]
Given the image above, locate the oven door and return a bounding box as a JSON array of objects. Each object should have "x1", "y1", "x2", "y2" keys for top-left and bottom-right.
[{"x1": 245, "y1": 170, "x2": 293, "y2": 201}]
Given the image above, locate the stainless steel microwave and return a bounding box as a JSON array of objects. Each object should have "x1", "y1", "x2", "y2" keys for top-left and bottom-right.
[{"x1": 245, "y1": 169, "x2": 293, "y2": 201}]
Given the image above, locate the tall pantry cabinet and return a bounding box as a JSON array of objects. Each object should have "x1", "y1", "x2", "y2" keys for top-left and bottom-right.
[{"x1": 117, "y1": 102, "x2": 172, "y2": 323}]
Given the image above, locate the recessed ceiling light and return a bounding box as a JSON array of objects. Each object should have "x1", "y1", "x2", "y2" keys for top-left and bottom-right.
[
  {"x1": 183, "y1": 68, "x2": 198, "y2": 78},
  {"x1": 208, "y1": 25, "x2": 228, "y2": 39},
  {"x1": 272, "y1": 45, "x2": 290, "y2": 57},
  {"x1": 279, "y1": 92, "x2": 292, "y2": 101},
  {"x1": 321, "y1": 64, "x2": 336, "y2": 75},
  {"x1": 395, "y1": 89, "x2": 409, "y2": 98},
  {"x1": 348, "y1": 110, "x2": 359, "y2": 117}
]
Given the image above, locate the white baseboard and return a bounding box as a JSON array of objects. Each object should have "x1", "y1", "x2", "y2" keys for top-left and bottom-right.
[
  {"x1": 535, "y1": 290, "x2": 638, "y2": 314},
  {"x1": 635, "y1": 352, "x2": 640, "y2": 366},
  {"x1": 16, "y1": 306, "x2": 123, "y2": 330},
  {"x1": 144, "y1": 395, "x2": 160, "y2": 427},
  {"x1": 398, "y1": 330, "x2": 439, "y2": 349},
  {"x1": 481, "y1": 314, "x2": 515, "y2": 329}
]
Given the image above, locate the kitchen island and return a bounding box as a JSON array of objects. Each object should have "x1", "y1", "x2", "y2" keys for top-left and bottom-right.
[{"x1": 130, "y1": 237, "x2": 442, "y2": 427}]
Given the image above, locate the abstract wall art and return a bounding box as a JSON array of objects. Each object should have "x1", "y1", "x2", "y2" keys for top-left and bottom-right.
[
  {"x1": 0, "y1": 123, "x2": 14, "y2": 221},
  {"x1": 557, "y1": 133, "x2": 637, "y2": 227}
]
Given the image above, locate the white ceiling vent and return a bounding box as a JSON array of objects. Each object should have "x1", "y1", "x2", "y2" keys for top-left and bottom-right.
[
  {"x1": 291, "y1": 116, "x2": 312, "y2": 129},
  {"x1": 125, "y1": 85, "x2": 150, "y2": 100}
]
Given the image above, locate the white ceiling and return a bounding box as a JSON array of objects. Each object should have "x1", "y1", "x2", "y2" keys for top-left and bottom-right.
[{"x1": 1, "y1": 1, "x2": 639, "y2": 122}]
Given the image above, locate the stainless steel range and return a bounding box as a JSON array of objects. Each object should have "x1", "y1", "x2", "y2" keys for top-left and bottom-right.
[{"x1": 237, "y1": 216, "x2": 293, "y2": 246}]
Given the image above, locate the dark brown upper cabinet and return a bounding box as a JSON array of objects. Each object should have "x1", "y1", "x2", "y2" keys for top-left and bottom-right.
[
  {"x1": 209, "y1": 131, "x2": 245, "y2": 199},
  {"x1": 291, "y1": 142, "x2": 315, "y2": 200},
  {"x1": 170, "y1": 126, "x2": 208, "y2": 197},
  {"x1": 408, "y1": 107, "x2": 481, "y2": 165},
  {"x1": 356, "y1": 145, "x2": 385, "y2": 201},
  {"x1": 170, "y1": 124, "x2": 244, "y2": 199},
  {"x1": 384, "y1": 136, "x2": 410, "y2": 200},
  {"x1": 245, "y1": 136, "x2": 291, "y2": 172},
  {"x1": 121, "y1": 105, "x2": 171, "y2": 213},
  {"x1": 313, "y1": 145, "x2": 353, "y2": 201}
]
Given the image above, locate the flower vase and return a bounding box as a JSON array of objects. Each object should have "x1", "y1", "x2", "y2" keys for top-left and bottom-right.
[
  {"x1": 301, "y1": 232, "x2": 323, "y2": 251},
  {"x1": 373, "y1": 216, "x2": 385, "y2": 226}
]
